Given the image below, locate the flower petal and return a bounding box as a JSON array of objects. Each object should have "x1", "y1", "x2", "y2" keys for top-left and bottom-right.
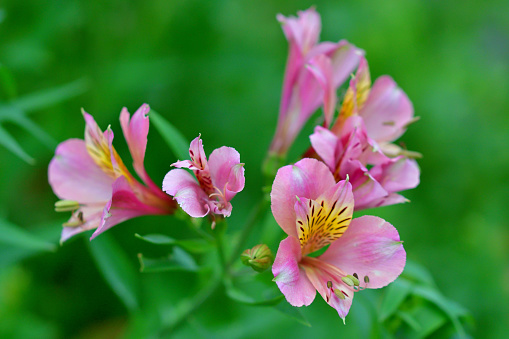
[
  {"x1": 208, "y1": 146, "x2": 245, "y2": 201},
  {"x1": 307, "y1": 54, "x2": 336, "y2": 127},
  {"x1": 273, "y1": 236, "x2": 316, "y2": 307},
  {"x1": 309, "y1": 126, "x2": 340, "y2": 170},
  {"x1": 91, "y1": 176, "x2": 168, "y2": 239},
  {"x1": 162, "y1": 169, "x2": 210, "y2": 218},
  {"x1": 271, "y1": 158, "x2": 336, "y2": 238},
  {"x1": 360, "y1": 76, "x2": 414, "y2": 143},
  {"x1": 48, "y1": 139, "x2": 114, "y2": 202},
  {"x1": 320, "y1": 215, "x2": 406, "y2": 289}
]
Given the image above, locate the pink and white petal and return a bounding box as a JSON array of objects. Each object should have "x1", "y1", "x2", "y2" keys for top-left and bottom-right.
[
  {"x1": 307, "y1": 55, "x2": 335, "y2": 127},
  {"x1": 189, "y1": 136, "x2": 209, "y2": 171},
  {"x1": 60, "y1": 206, "x2": 104, "y2": 243},
  {"x1": 273, "y1": 236, "x2": 316, "y2": 307},
  {"x1": 91, "y1": 176, "x2": 168, "y2": 239},
  {"x1": 370, "y1": 157, "x2": 420, "y2": 193},
  {"x1": 277, "y1": 8, "x2": 321, "y2": 56},
  {"x1": 360, "y1": 76, "x2": 414, "y2": 143},
  {"x1": 370, "y1": 193, "x2": 410, "y2": 209},
  {"x1": 208, "y1": 146, "x2": 244, "y2": 195},
  {"x1": 162, "y1": 169, "x2": 210, "y2": 218},
  {"x1": 120, "y1": 104, "x2": 151, "y2": 180},
  {"x1": 310, "y1": 126, "x2": 340, "y2": 170},
  {"x1": 328, "y1": 40, "x2": 364, "y2": 88},
  {"x1": 320, "y1": 215, "x2": 406, "y2": 289},
  {"x1": 49, "y1": 139, "x2": 114, "y2": 203},
  {"x1": 82, "y1": 110, "x2": 105, "y2": 144},
  {"x1": 271, "y1": 158, "x2": 336, "y2": 237},
  {"x1": 318, "y1": 179, "x2": 354, "y2": 216}
]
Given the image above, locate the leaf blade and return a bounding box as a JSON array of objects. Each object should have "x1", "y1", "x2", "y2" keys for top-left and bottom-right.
[{"x1": 149, "y1": 110, "x2": 189, "y2": 160}]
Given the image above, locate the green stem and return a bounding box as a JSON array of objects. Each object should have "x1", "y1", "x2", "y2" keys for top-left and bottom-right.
[
  {"x1": 158, "y1": 198, "x2": 270, "y2": 335},
  {"x1": 227, "y1": 198, "x2": 269, "y2": 269}
]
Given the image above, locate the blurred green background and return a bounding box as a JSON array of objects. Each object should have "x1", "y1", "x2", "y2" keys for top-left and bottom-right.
[{"x1": 1, "y1": 0, "x2": 508, "y2": 338}]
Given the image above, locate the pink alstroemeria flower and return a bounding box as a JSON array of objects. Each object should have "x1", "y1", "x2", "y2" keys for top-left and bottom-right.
[
  {"x1": 162, "y1": 136, "x2": 245, "y2": 222},
  {"x1": 271, "y1": 158, "x2": 405, "y2": 321},
  {"x1": 48, "y1": 104, "x2": 176, "y2": 242},
  {"x1": 310, "y1": 116, "x2": 420, "y2": 210},
  {"x1": 268, "y1": 8, "x2": 364, "y2": 156},
  {"x1": 331, "y1": 57, "x2": 420, "y2": 158}
]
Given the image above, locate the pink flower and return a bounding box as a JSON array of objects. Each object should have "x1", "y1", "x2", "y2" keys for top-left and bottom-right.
[
  {"x1": 268, "y1": 8, "x2": 364, "y2": 156},
  {"x1": 271, "y1": 158, "x2": 406, "y2": 321},
  {"x1": 48, "y1": 104, "x2": 176, "y2": 242},
  {"x1": 331, "y1": 57, "x2": 420, "y2": 158},
  {"x1": 310, "y1": 116, "x2": 420, "y2": 210},
  {"x1": 162, "y1": 135, "x2": 245, "y2": 221}
]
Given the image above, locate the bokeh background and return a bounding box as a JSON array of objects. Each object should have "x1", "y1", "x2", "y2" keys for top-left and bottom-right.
[{"x1": 1, "y1": 0, "x2": 508, "y2": 338}]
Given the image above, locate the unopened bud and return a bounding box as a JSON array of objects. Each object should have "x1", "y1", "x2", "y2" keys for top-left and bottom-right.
[
  {"x1": 241, "y1": 244, "x2": 273, "y2": 272},
  {"x1": 55, "y1": 200, "x2": 80, "y2": 212}
]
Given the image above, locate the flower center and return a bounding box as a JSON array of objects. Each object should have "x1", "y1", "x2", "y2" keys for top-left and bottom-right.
[{"x1": 296, "y1": 196, "x2": 352, "y2": 255}]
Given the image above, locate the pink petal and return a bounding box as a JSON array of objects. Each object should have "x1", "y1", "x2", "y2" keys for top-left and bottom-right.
[
  {"x1": 91, "y1": 176, "x2": 167, "y2": 239},
  {"x1": 320, "y1": 215, "x2": 406, "y2": 289},
  {"x1": 162, "y1": 169, "x2": 210, "y2": 218},
  {"x1": 309, "y1": 125, "x2": 340, "y2": 171},
  {"x1": 307, "y1": 54, "x2": 335, "y2": 127},
  {"x1": 60, "y1": 206, "x2": 104, "y2": 243},
  {"x1": 328, "y1": 40, "x2": 364, "y2": 88},
  {"x1": 48, "y1": 139, "x2": 114, "y2": 203},
  {"x1": 371, "y1": 157, "x2": 420, "y2": 193},
  {"x1": 271, "y1": 158, "x2": 336, "y2": 238},
  {"x1": 188, "y1": 136, "x2": 208, "y2": 171},
  {"x1": 208, "y1": 146, "x2": 245, "y2": 201},
  {"x1": 120, "y1": 104, "x2": 151, "y2": 181},
  {"x1": 360, "y1": 76, "x2": 414, "y2": 143},
  {"x1": 277, "y1": 8, "x2": 321, "y2": 57},
  {"x1": 273, "y1": 236, "x2": 316, "y2": 307}
]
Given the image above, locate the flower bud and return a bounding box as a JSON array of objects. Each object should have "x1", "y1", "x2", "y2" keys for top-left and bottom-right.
[{"x1": 241, "y1": 244, "x2": 273, "y2": 272}]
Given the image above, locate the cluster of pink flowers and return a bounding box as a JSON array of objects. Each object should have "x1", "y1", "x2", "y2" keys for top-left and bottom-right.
[
  {"x1": 268, "y1": 8, "x2": 420, "y2": 321},
  {"x1": 47, "y1": 7, "x2": 420, "y2": 324}
]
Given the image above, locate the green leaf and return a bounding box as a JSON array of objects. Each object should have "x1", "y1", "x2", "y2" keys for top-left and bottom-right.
[
  {"x1": 225, "y1": 285, "x2": 284, "y2": 306},
  {"x1": 412, "y1": 285, "x2": 467, "y2": 338},
  {"x1": 138, "y1": 248, "x2": 199, "y2": 273},
  {"x1": 135, "y1": 233, "x2": 212, "y2": 254},
  {"x1": 11, "y1": 78, "x2": 88, "y2": 112},
  {"x1": 0, "y1": 217, "x2": 56, "y2": 252},
  {"x1": 7, "y1": 112, "x2": 57, "y2": 149},
  {"x1": 0, "y1": 124, "x2": 34, "y2": 164},
  {"x1": 396, "y1": 310, "x2": 421, "y2": 332},
  {"x1": 87, "y1": 234, "x2": 139, "y2": 311},
  {"x1": 0, "y1": 63, "x2": 17, "y2": 100},
  {"x1": 402, "y1": 260, "x2": 436, "y2": 286},
  {"x1": 273, "y1": 301, "x2": 311, "y2": 327},
  {"x1": 379, "y1": 278, "x2": 413, "y2": 322},
  {"x1": 149, "y1": 110, "x2": 189, "y2": 160}
]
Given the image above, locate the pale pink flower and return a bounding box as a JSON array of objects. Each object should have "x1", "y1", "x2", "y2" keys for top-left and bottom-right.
[
  {"x1": 331, "y1": 57, "x2": 420, "y2": 157},
  {"x1": 268, "y1": 8, "x2": 364, "y2": 156},
  {"x1": 271, "y1": 158, "x2": 406, "y2": 320},
  {"x1": 48, "y1": 104, "x2": 176, "y2": 242},
  {"x1": 310, "y1": 116, "x2": 420, "y2": 210},
  {"x1": 162, "y1": 136, "x2": 245, "y2": 221}
]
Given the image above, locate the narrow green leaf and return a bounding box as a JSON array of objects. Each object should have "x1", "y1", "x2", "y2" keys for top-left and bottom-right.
[
  {"x1": 135, "y1": 233, "x2": 212, "y2": 253},
  {"x1": 0, "y1": 63, "x2": 17, "y2": 100},
  {"x1": 138, "y1": 248, "x2": 198, "y2": 273},
  {"x1": 0, "y1": 125, "x2": 34, "y2": 164},
  {"x1": 379, "y1": 278, "x2": 413, "y2": 322},
  {"x1": 402, "y1": 260, "x2": 436, "y2": 286},
  {"x1": 225, "y1": 285, "x2": 284, "y2": 306},
  {"x1": 11, "y1": 78, "x2": 88, "y2": 112},
  {"x1": 7, "y1": 112, "x2": 57, "y2": 149},
  {"x1": 0, "y1": 217, "x2": 56, "y2": 252},
  {"x1": 273, "y1": 301, "x2": 311, "y2": 327},
  {"x1": 149, "y1": 110, "x2": 189, "y2": 160},
  {"x1": 412, "y1": 285, "x2": 467, "y2": 338},
  {"x1": 87, "y1": 234, "x2": 139, "y2": 311},
  {"x1": 396, "y1": 310, "x2": 421, "y2": 332}
]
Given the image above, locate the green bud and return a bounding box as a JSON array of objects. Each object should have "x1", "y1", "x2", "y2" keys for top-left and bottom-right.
[
  {"x1": 55, "y1": 200, "x2": 80, "y2": 212},
  {"x1": 241, "y1": 244, "x2": 273, "y2": 272}
]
